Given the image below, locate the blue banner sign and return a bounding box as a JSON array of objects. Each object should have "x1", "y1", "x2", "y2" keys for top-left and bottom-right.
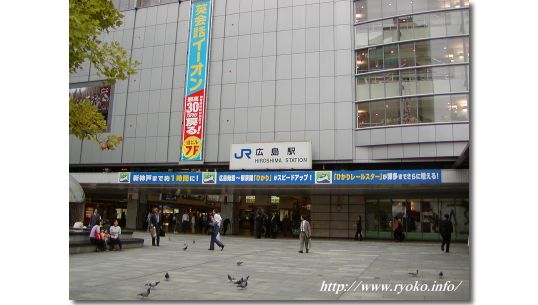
[
  {"x1": 125, "y1": 169, "x2": 441, "y2": 185},
  {"x1": 331, "y1": 169, "x2": 441, "y2": 184},
  {"x1": 217, "y1": 171, "x2": 315, "y2": 184}
]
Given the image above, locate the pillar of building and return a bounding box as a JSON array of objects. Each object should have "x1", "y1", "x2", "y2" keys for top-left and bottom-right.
[
  {"x1": 126, "y1": 189, "x2": 143, "y2": 230},
  {"x1": 219, "y1": 194, "x2": 238, "y2": 235}
]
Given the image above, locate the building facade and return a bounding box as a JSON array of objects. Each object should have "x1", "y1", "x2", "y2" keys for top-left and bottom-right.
[{"x1": 70, "y1": 0, "x2": 470, "y2": 241}]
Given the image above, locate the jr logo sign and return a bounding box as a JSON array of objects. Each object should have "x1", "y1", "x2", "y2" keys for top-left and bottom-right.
[{"x1": 234, "y1": 149, "x2": 252, "y2": 159}]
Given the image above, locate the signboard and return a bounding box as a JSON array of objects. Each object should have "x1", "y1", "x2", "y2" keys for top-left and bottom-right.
[
  {"x1": 124, "y1": 169, "x2": 441, "y2": 185},
  {"x1": 230, "y1": 142, "x2": 312, "y2": 170},
  {"x1": 331, "y1": 170, "x2": 441, "y2": 184},
  {"x1": 180, "y1": 0, "x2": 213, "y2": 161}
]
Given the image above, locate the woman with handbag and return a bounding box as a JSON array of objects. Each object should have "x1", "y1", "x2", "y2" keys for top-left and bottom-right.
[{"x1": 150, "y1": 208, "x2": 162, "y2": 246}]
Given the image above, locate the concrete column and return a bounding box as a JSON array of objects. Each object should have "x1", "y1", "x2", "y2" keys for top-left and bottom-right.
[
  {"x1": 126, "y1": 189, "x2": 140, "y2": 230},
  {"x1": 220, "y1": 194, "x2": 237, "y2": 235}
]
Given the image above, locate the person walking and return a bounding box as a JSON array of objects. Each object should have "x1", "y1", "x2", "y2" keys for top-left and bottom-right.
[
  {"x1": 298, "y1": 215, "x2": 311, "y2": 253},
  {"x1": 271, "y1": 212, "x2": 280, "y2": 238},
  {"x1": 254, "y1": 212, "x2": 263, "y2": 239},
  {"x1": 150, "y1": 208, "x2": 162, "y2": 247},
  {"x1": 208, "y1": 209, "x2": 224, "y2": 251},
  {"x1": 439, "y1": 214, "x2": 453, "y2": 253},
  {"x1": 354, "y1": 216, "x2": 363, "y2": 241},
  {"x1": 264, "y1": 214, "x2": 272, "y2": 238},
  {"x1": 191, "y1": 213, "x2": 196, "y2": 233},
  {"x1": 109, "y1": 219, "x2": 123, "y2": 251},
  {"x1": 182, "y1": 211, "x2": 189, "y2": 233}
]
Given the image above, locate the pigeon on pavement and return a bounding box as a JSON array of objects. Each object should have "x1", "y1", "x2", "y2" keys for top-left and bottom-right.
[
  {"x1": 236, "y1": 261, "x2": 243, "y2": 266},
  {"x1": 193, "y1": 240, "x2": 195, "y2": 244},
  {"x1": 439, "y1": 271, "x2": 443, "y2": 278},
  {"x1": 237, "y1": 281, "x2": 248, "y2": 289},
  {"x1": 233, "y1": 277, "x2": 244, "y2": 285},
  {"x1": 228, "y1": 274, "x2": 235, "y2": 282},
  {"x1": 165, "y1": 272, "x2": 170, "y2": 281},
  {"x1": 408, "y1": 270, "x2": 419, "y2": 277},
  {"x1": 145, "y1": 281, "x2": 160, "y2": 288},
  {"x1": 183, "y1": 242, "x2": 188, "y2": 251},
  {"x1": 137, "y1": 288, "x2": 151, "y2": 298}
]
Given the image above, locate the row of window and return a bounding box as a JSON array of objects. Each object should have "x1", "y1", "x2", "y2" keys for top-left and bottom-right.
[
  {"x1": 354, "y1": 0, "x2": 469, "y2": 24},
  {"x1": 113, "y1": 0, "x2": 178, "y2": 11},
  {"x1": 356, "y1": 37, "x2": 468, "y2": 74},
  {"x1": 356, "y1": 64, "x2": 469, "y2": 101},
  {"x1": 365, "y1": 196, "x2": 469, "y2": 237},
  {"x1": 355, "y1": 8, "x2": 469, "y2": 49},
  {"x1": 356, "y1": 93, "x2": 468, "y2": 128}
]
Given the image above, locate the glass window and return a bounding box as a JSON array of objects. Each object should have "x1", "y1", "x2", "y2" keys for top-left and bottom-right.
[
  {"x1": 367, "y1": 0, "x2": 383, "y2": 20},
  {"x1": 432, "y1": 66, "x2": 450, "y2": 94},
  {"x1": 405, "y1": 199, "x2": 421, "y2": 232},
  {"x1": 399, "y1": 42, "x2": 415, "y2": 68},
  {"x1": 398, "y1": 16, "x2": 415, "y2": 41},
  {"x1": 368, "y1": 47, "x2": 384, "y2": 71},
  {"x1": 385, "y1": 99, "x2": 401, "y2": 125},
  {"x1": 416, "y1": 67, "x2": 433, "y2": 94},
  {"x1": 356, "y1": 75, "x2": 370, "y2": 101},
  {"x1": 412, "y1": 0, "x2": 428, "y2": 13},
  {"x1": 369, "y1": 21, "x2": 384, "y2": 45},
  {"x1": 355, "y1": 0, "x2": 368, "y2": 23},
  {"x1": 370, "y1": 73, "x2": 386, "y2": 99},
  {"x1": 365, "y1": 199, "x2": 379, "y2": 232},
  {"x1": 446, "y1": 10, "x2": 464, "y2": 35},
  {"x1": 421, "y1": 198, "x2": 439, "y2": 233},
  {"x1": 396, "y1": 0, "x2": 413, "y2": 15},
  {"x1": 377, "y1": 199, "x2": 392, "y2": 232},
  {"x1": 356, "y1": 50, "x2": 369, "y2": 73},
  {"x1": 384, "y1": 71, "x2": 400, "y2": 97},
  {"x1": 413, "y1": 13, "x2": 428, "y2": 39},
  {"x1": 370, "y1": 100, "x2": 385, "y2": 125},
  {"x1": 384, "y1": 44, "x2": 399, "y2": 69},
  {"x1": 428, "y1": 0, "x2": 446, "y2": 11},
  {"x1": 382, "y1": 0, "x2": 397, "y2": 18},
  {"x1": 414, "y1": 40, "x2": 431, "y2": 66},
  {"x1": 401, "y1": 97, "x2": 418, "y2": 124},
  {"x1": 449, "y1": 64, "x2": 469, "y2": 92},
  {"x1": 439, "y1": 198, "x2": 456, "y2": 233},
  {"x1": 401, "y1": 69, "x2": 417, "y2": 96},
  {"x1": 357, "y1": 102, "x2": 370, "y2": 127},
  {"x1": 447, "y1": 0, "x2": 464, "y2": 9},
  {"x1": 433, "y1": 94, "x2": 452, "y2": 122},
  {"x1": 429, "y1": 12, "x2": 446, "y2": 37},
  {"x1": 417, "y1": 96, "x2": 434, "y2": 122},
  {"x1": 463, "y1": 9, "x2": 469, "y2": 34},
  {"x1": 450, "y1": 94, "x2": 469, "y2": 121},
  {"x1": 454, "y1": 198, "x2": 469, "y2": 236},
  {"x1": 447, "y1": 37, "x2": 467, "y2": 64},
  {"x1": 355, "y1": 25, "x2": 369, "y2": 48},
  {"x1": 383, "y1": 18, "x2": 398, "y2": 43},
  {"x1": 429, "y1": 38, "x2": 450, "y2": 65}
]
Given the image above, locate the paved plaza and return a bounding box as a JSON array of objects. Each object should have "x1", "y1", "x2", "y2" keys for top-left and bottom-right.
[{"x1": 69, "y1": 232, "x2": 470, "y2": 301}]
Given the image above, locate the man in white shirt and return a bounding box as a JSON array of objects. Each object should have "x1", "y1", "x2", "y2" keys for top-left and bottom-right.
[
  {"x1": 208, "y1": 209, "x2": 224, "y2": 251},
  {"x1": 182, "y1": 212, "x2": 189, "y2": 233},
  {"x1": 298, "y1": 215, "x2": 311, "y2": 253}
]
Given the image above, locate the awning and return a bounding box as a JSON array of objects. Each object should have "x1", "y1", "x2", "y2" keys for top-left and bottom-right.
[{"x1": 69, "y1": 174, "x2": 85, "y2": 203}]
